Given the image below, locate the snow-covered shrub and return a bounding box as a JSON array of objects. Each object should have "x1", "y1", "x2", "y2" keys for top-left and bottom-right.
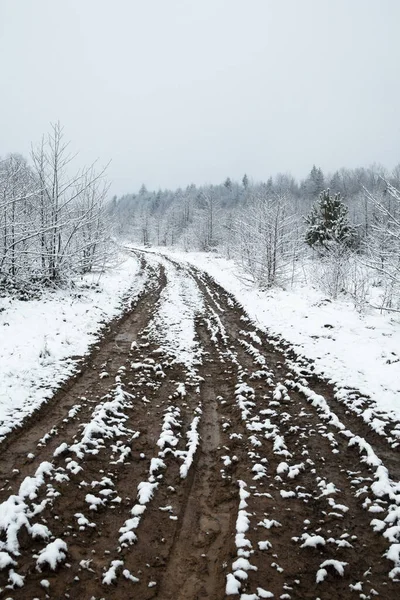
[
  {"x1": 38, "y1": 338, "x2": 51, "y2": 361},
  {"x1": 346, "y1": 259, "x2": 371, "y2": 312},
  {"x1": 364, "y1": 182, "x2": 400, "y2": 312},
  {"x1": 310, "y1": 243, "x2": 352, "y2": 300}
]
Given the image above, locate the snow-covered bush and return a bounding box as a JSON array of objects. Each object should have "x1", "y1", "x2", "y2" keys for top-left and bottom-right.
[
  {"x1": 310, "y1": 243, "x2": 351, "y2": 300},
  {"x1": 364, "y1": 183, "x2": 400, "y2": 312},
  {"x1": 346, "y1": 258, "x2": 371, "y2": 312}
]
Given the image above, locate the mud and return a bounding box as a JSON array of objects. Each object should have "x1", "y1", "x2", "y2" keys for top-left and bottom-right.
[{"x1": 0, "y1": 252, "x2": 399, "y2": 600}]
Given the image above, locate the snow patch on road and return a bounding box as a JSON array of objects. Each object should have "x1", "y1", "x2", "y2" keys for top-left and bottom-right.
[{"x1": 146, "y1": 257, "x2": 204, "y2": 372}]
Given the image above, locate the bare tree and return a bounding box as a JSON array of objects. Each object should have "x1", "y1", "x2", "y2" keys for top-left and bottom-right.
[
  {"x1": 0, "y1": 154, "x2": 38, "y2": 280},
  {"x1": 364, "y1": 182, "x2": 400, "y2": 310},
  {"x1": 0, "y1": 123, "x2": 113, "y2": 292},
  {"x1": 30, "y1": 122, "x2": 112, "y2": 281},
  {"x1": 233, "y1": 188, "x2": 299, "y2": 288}
]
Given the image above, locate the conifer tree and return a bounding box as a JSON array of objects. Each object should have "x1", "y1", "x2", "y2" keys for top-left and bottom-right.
[
  {"x1": 224, "y1": 177, "x2": 232, "y2": 190},
  {"x1": 309, "y1": 165, "x2": 325, "y2": 197},
  {"x1": 305, "y1": 189, "x2": 357, "y2": 249}
]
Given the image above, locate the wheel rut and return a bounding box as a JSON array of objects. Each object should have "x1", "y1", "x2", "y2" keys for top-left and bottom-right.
[{"x1": 0, "y1": 252, "x2": 399, "y2": 600}]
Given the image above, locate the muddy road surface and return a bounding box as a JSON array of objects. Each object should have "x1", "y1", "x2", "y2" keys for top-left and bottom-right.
[{"x1": 0, "y1": 251, "x2": 399, "y2": 600}]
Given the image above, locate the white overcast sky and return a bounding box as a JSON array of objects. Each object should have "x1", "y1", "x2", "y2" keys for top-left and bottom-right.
[{"x1": 0, "y1": 0, "x2": 399, "y2": 195}]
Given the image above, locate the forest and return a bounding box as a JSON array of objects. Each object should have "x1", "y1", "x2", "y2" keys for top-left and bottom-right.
[
  {"x1": 112, "y1": 163, "x2": 400, "y2": 312},
  {"x1": 1, "y1": 125, "x2": 400, "y2": 312}
]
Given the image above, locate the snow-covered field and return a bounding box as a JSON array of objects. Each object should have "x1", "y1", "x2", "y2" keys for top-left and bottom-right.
[
  {"x1": 0, "y1": 251, "x2": 148, "y2": 441},
  {"x1": 153, "y1": 249, "x2": 400, "y2": 420}
]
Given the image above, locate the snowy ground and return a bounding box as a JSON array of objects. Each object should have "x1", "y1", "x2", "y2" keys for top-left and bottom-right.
[
  {"x1": 152, "y1": 249, "x2": 400, "y2": 420},
  {"x1": 0, "y1": 249, "x2": 399, "y2": 598},
  {"x1": 2, "y1": 244, "x2": 399, "y2": 440},
  {"x1": 0, "y1": 251, "x2": 149, "y2": 441}
]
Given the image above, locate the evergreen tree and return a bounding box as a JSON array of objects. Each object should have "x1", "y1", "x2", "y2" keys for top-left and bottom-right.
[
  {"x1": 242, "y1": 173, "x2": 249, "y2": 189},
  {"x1": 266, "y1": 176, "x2": 274, "y2": 193},
  {"x1": 308, "y1": 165, "x2": 325, "y2": 197},
  {"x1": 305, "y1": 189, "x2": 357, "y2": 249},
  {"x1": 224, "y1": 177, "x2": 232, "y2": 190},
  {"x1": 329, "y1": 171, "x2": 343, "y2": 195}
]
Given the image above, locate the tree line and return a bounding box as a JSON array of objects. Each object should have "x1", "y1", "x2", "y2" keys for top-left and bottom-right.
[
  {"x1": 111, "y1": 165, "x2": 400, "y2": 312},
  {"x1": 2, "y1": 123, "x2": 399, "y2": 313}
]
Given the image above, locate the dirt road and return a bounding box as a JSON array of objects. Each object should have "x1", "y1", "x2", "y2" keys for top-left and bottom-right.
[{"x1": 0, "y1": 251, "x2": 399, "y2": 599}]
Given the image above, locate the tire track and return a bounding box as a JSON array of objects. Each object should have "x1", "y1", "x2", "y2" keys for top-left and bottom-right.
[{"x1": 0, "y1": 252, "x2": 399, "y2": 599}]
